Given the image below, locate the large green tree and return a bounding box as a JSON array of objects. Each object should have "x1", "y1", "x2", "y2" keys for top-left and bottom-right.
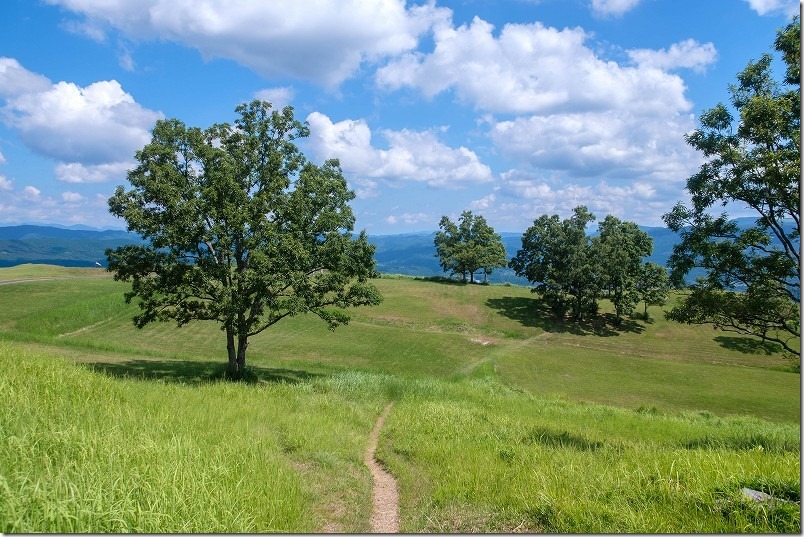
[
  {"x1": 434, "y1": 211, "x2": 507, "y2": 283},
  {"x1": 106, "y1": 101, "x2": 382, "y2": 378},
  {"x1": 593, "y1": 215, "x2": 653, "y2": 321},
  {"x1": 510, "y1": 206, "x2": 599, "y2": 321},
  {"x1": 662, "y1": 19, "x2": 800, "y2": 356}
]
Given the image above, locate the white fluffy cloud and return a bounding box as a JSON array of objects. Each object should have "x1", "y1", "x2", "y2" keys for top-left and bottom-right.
[
  {"x1": 0, "y1": 175, "x2": 12, "y2": 191},
  {"x1": 743, "y1": 0, "x2": 800, "y2": 17},
  {"x1": 473, "y1": 170, "x2": 678, "y2": 229},
  {"x1": 23, "y1": 186, "x2": 42, "y2": 199},
  {"x1": 253, "y1": 87, "x2": 295, "y2": 110},
  {"x1": 54, "y1": 162, "x2": 133, "y2": 184},
  {"x1": 376, "y1": 17, "x2": 692, "y2": 116},
  {"x1": 628, "y1": 39, "x2": 718, "y2": 73},
  {"x1": 589, "y1": 0, "x2": 641, "y2": 17},
  {"x1": 46, "y1": 0, "x2": 452, "y2": 88},
  {"x1": 0, "y1": 59, "x2": 162, "y2": 183},
  {"x1": 306, "y1": 111, "x2": 493, "y2": 187},
  {"x1": 0, "y1": 58, "x2": 51, "y2": 99},
  {"x1": 490, "y1": 109, "x2": 700, "y2": 182},
  {"x1": 61, "y1": 191, "x2": 85, "y2": 202},
  {"x1": 0, "y1": 186, "x2": 121, "y2": 228},
  {"x1": 378, "y1": 16, "x2": 706, "y2": 200},
  {"x1": 385, "y1": 212, "x2": 430, "y2": 226}
]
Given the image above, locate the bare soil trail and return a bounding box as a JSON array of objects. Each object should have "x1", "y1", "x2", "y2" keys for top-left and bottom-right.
[
  {"x1": 0, "y1": 277, "x2": 64, "y2": 285},
  {"x1": 365, "y1": 403, "x2": 400, "y2": 533}
]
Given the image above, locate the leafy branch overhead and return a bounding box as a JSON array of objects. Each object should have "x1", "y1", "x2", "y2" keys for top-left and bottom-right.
[
  {"x1": 106, "y1": 101, "x2": 382, "y2": 377},
  {"x1": 662, "y1": 17, "x2": 800, "y2": 356}
]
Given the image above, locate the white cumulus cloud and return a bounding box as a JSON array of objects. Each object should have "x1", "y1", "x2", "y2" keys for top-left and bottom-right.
[
  {"x1": 628, "y1": 39, "x2": 718, "y2": 73},
  {"x1": 0, "y1": 59, "x2": 162, "y2": 183},
  {"x1": 376, "y1": 17, "x2": 691, "y2": 116},
  {"x1": 46, "y1": 0, "x2": 452, "y2": 88},
  {"x1": 0, "y1": 57, "x2": 52, "y2": 99},
  {"x1": 377, "y1": 16, "x2": 705, "y2": 200},
  {"x1": 489, "y1": 109, "x2": 700, "y2": 182},
  {"x1": 743, "y1": 0, "x2": 800, "y2": 17},
  {"x1": 23, "y1": 186, "x2": 41, "y2": 199},
  {"x1": 253, "y1": 87, "x2": 295, "y2": 110},
  {"x1": 384, "y1": 212, "x2": 430, "y2": 226},
  {"x1": 306, "y1": 111, "x2": 493, "y2": 187},
  {"x1": 61, "y1": 191, "x2": 85, "y2": 202},
  {"x1": 0, "y1": 175, "x2": 12, "y2": 191},
  {"x1": 589, "y1": 0, "x2": 641, "y2": 17}
]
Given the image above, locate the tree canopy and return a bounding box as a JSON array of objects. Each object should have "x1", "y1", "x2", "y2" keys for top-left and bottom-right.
[
  {"x1": 106, "y1": 101, "x2": 382, "y2": 377},
  {"x1": 662, "y1": 18, "x2": 800, "y2": 356},
  {"x1": 509, "y1": 206, "x2": 600, "y2": 321},
  {"x1": 434, "y1": 211, "x2": 507, "y2": 283},
  {"x1": 510, "y1": 206, "x2": 665, "y2": 323},
  {"x1": 593, "y1": 215, "x2": 653, "y2": 320}
]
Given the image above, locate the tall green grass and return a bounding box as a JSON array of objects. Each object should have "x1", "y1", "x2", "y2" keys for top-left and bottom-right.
[
  {"x1": 0, "y1": 341, "x2": 799, "y2": 533},
  {"x1": 0, "y1": 266, "x2": 799, "y2": 532},
  {"x1": 0, "y1": 342, "x2": 387, "y2": 532},
  {"x1": 379, "y1": 377, "x2": 800, "y2": 533}
]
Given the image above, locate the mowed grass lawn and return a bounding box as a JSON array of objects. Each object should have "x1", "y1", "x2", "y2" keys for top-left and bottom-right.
[{"x1": 0, "y1": 265, "x2": 799, "y2": 532}]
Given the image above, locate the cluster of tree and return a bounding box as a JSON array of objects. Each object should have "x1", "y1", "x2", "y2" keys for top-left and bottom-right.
[
  {"x1": 106, "y1": 101, "x2": 382, "y2": 378},
  {"x1": 662, "y1": 18, "x2": 799, "y2": 356},
  {"x1": 434, "y1": 211, "x2": 507, "y2": 283},
  {"x1": 105, "y1": 19, "x2": 798, "y2": 379},
  {"x1": 509, "y1": 206, "x2": 669, "y2": 323}
]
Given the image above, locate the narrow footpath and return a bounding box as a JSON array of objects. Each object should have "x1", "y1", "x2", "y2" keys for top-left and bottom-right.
[{"x1": 365, "y1": 403, "x2": 400, "y2": 533}]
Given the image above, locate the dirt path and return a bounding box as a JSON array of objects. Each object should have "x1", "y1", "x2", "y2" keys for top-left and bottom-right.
[
  {"x1": 0, "y1": 277, "x2": 64, "y2": 285},
  {"x1": 365, "y1": 403, "x2": 400, "y2": 533}
]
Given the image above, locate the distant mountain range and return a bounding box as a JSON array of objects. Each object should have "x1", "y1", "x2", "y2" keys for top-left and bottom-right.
[
  {"x1": 0, "y1": 218, "x2": 794, "y2": 285},
  {"x1": 0, "y1": 225, "x2": 143, "y2": 268}
]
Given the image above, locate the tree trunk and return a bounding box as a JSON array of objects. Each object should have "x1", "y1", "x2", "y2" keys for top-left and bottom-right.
[
  {"x1": 226, "y1": 326, "x2": 238, "y2": 375},
  {"x1": 225, "y1": 327, "x2": 248, "y2": 379},
  {"x1": 236, "y1": 335, "x2": 248, "y2": 374}
]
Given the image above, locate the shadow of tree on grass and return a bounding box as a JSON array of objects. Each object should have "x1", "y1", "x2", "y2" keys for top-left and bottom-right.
[
  {"x1": 713, "y1": 335, "x2": 784, "y2": 355},
  {"x1": 486, "y1": 296, "x2": 645, "y2": 337},
  {"x1": 85, "y1": 359, "x2": 321, "y2": 386}
]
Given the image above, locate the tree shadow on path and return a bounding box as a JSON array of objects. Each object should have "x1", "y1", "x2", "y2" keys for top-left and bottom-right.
[
  {"x1": 486, "y1": 296, "x2": 645, "y2": 337},
  {"x1": 85, "y1": 358, "x2": 321, "y2": 386}
]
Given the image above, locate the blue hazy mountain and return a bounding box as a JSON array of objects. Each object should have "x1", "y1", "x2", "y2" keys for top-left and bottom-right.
[
  {"x1": 0, "y1": 219, "x2": 795, "y2": 285},
  {"x1": 0, "y1": 225, "x2": 143, "y2": 268}
]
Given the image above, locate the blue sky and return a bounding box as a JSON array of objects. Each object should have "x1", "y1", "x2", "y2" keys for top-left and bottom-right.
[{"x1": 0, "y1": 0, "x2": 798, "y2": 234}]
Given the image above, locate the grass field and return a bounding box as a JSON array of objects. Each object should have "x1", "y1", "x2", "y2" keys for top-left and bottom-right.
[{"x1": 0, "y1": 264, "x2": 799, "y2": 532}]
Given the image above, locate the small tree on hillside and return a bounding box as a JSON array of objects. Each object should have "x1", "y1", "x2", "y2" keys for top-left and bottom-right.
[
  {"x1": 593, "y1": 215, "x2": 653, "y2": 322},
  {"x1": 635, "y1": 262, "x2": 670, "y2": 320},
  {"x1": 106, "y1": 101, "x2": 382, "y2": 378},
  {"x1": 510, "y1": 206, "x2": 599, "y2": 321},
  {"x1": 434, "y1": 211, "x2": 506, "y2": 283}
]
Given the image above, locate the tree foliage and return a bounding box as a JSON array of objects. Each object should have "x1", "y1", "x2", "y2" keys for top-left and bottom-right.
[
  {"x1": 635, "y1": 262, "x2": 670, "y2": 320},
  {"x1": 662, "y1": 18, "x2": 800, "y2": 356},
  {"x1": 434, "y1": 211, "x2": 507, "y2": 283},
  {"x1": 509, "y1": 206, "x2": 600, "y2": 321},
  {"x1": 510, "y1": 206, "x2": 664, "y2": 323},
  {"x1": 106, "y1": 101, "x2": 382, "y2": 377},
  {"x1": 593, "y1": 215, "x2": 653, "y2": 320}
]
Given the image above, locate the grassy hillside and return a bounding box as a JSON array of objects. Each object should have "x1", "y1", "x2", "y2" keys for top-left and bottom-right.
[{"x1": 0, "y1": 265, "x2": 799, "y2": 532}]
